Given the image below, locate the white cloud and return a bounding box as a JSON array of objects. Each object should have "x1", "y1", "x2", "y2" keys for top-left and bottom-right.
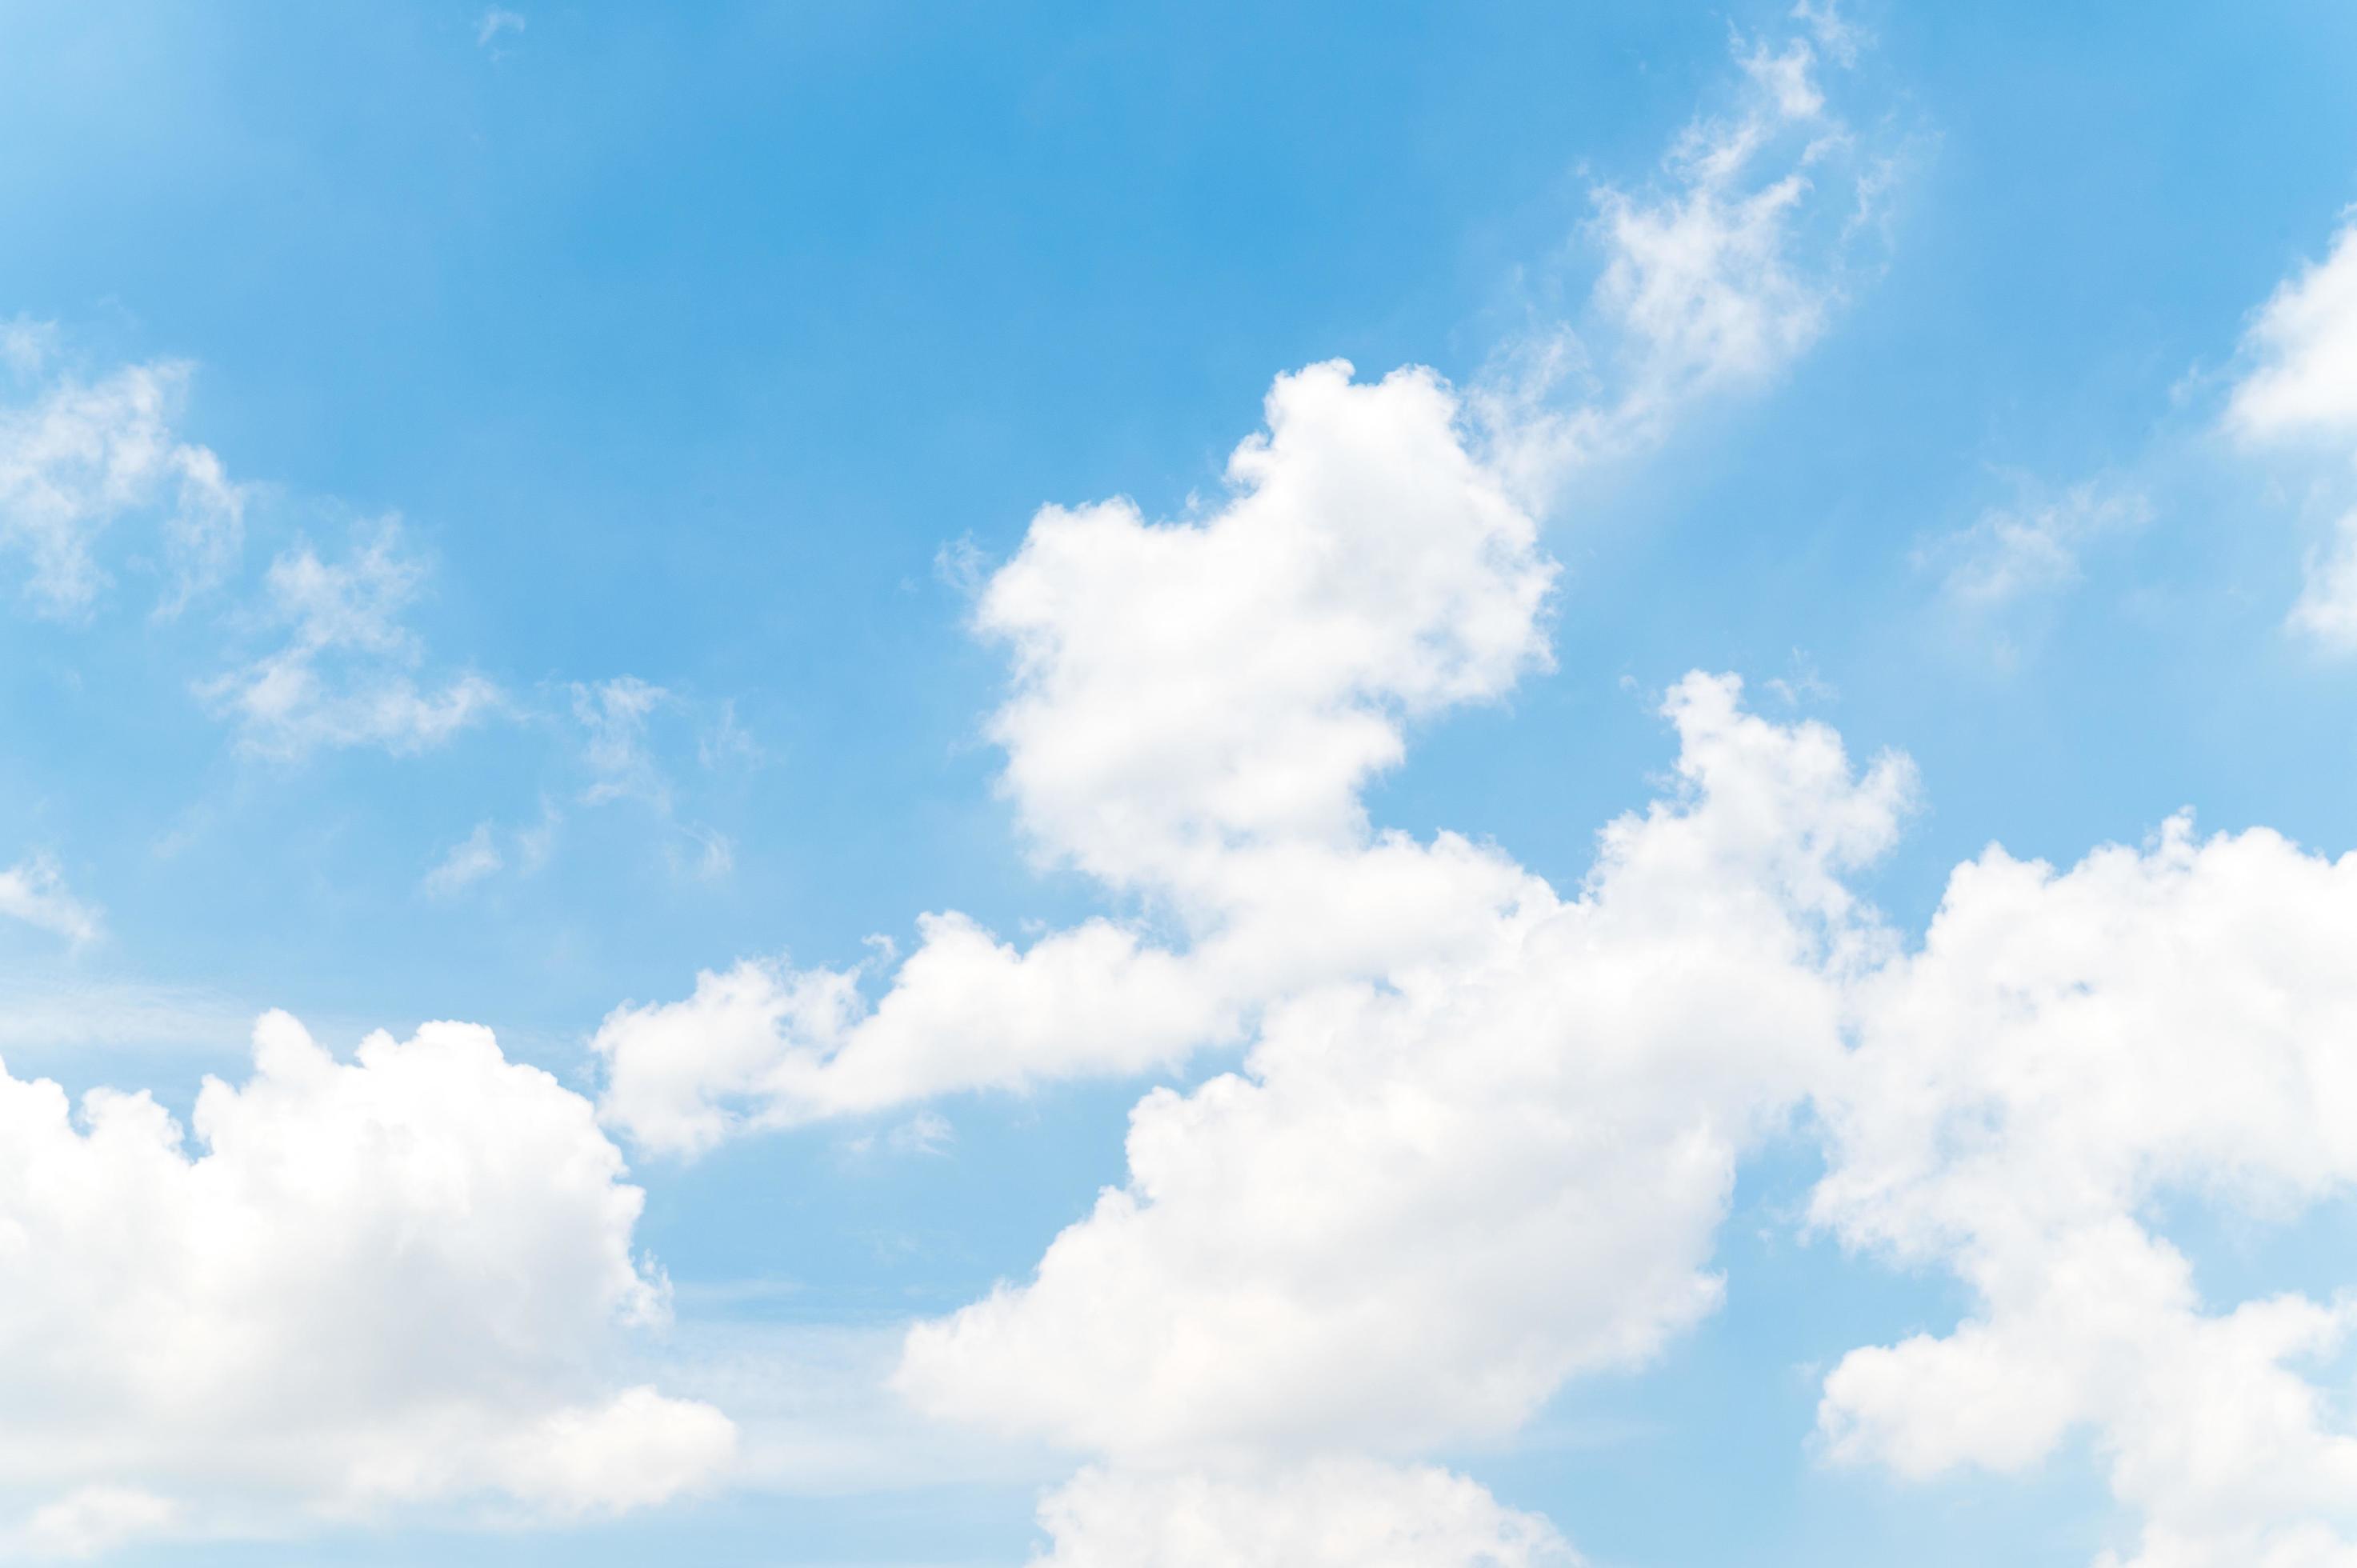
[
  {"x1": 0, "y1": 353, "x2": 246, "y2": 616},
  {"x1": 1029, "y1": 1461, "x2": 1579, "y2": 1568},
  {"x1": 2227, "y1": 218, "x2": 2357, "y2": 448},
  {"x1": 1479, "y1": 14, "x2": 1891, "y2": 497},
  {"x1": 552, "y1": 86, "x2": 2357, "y2": 1566},
  {"x1": 1791, "y1": 0, "x2": 1865, "y2": 70},
  {"x1": 422, "y1": 823, "x2": 504, "y2": 898},
  {"x1": 1811, "y1": 815, "x2": 2357, "y2": 1565},
  {"x1": 2288, "y1": 511, "x2": 2357, "y2": 652},
  {"x1": 981, "y1": 364, "x2": 1552, "y2": 883},
  {"x1": 0, "y1": 1010, "x2": 734, "y2": 1547},
  {"x1": 0, "y1": 855, "x2": 101, "y2": 946},
  {"x1": 978, "y1": 362, "x2": 1551, "y2": 892},
  {"x1": 1595, "y1": 34, "x2": 1841, "y2": 398},
  {"x1": 894, "y1": 674, "x2": 1911, "y2": 1464},
  {"x1": 594, "y1": 920, "x2": 1231, "y2": 1156},
  {"x1": 2224, "y1": 218, "x2": 2357, "y2": 648},
  {"x1": 199, "y1": 523, "x2": 498, "y2": 758},
  {"x1": 1924, "y1": 480, "x2": 2154, "y2": 610},
  {"x1": 590, "y1": 7, "x2": 1899, "y2": 1160},
  {"x1": 579, "y1": 27, "x2": 1909, "y2": 1554},
  {"x1": 594, "y1": 362, "x2": 1556, "y2": 1153}
]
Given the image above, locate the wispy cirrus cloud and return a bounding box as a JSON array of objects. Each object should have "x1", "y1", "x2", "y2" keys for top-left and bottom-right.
[
  {"x1": 0, "y1": 334, "x2": 246, "y2": 618},
  {"x1": 1922, "y1": 478, "x2": 2154, "y2": 612},
  {"x1": 421, "y1": 822, "x2": 504, "y2": 898},
  {"x1": 198, "y1": 522, "x2": 499, "y2": 759},
  {"x1": 1479, "y1": 6, "x2": 1907, "y2": 498},
  {"x1": 474, "y1": 8, "x2": 526, "y2": 50},
  {"x1": 0, "y1": 854, "x2": 101, "y2": 946}
]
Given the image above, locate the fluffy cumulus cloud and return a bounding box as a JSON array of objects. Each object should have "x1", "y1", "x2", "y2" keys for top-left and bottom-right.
[
  {"x1": 558, "y1": 14, "x2": 2357, "y2": 1562},
  {"x1": 0, "y1": 1011, "x2": 734, "y2": 1552},
  {"x1": 600, "y1": 2, "x2": 1895, "y2": 1158},
  {"x1": 1028, "y1": 1461, "x2": 1578, "y2": 1568},
  {"x1": 895, "y1": 675, "x2": 1910, "y2": 1463},
  {"x1": 594, "y1": 360, "x2": 1557, "y2": 1152},
  {"x1": 1811, "y1": 817, "x2": 2357, "y2": 1566},
  {"x1": 978, "y1": 362, "x2": 1551, "y2": 883},
  {"x1": 593, "y1": 294, "x2": 1914, "y2": 1563},
  {"x1": 586, "y1": 26, "x2": 1911, "y2": 1548},
  {"x1": 198, "y1": 523, "x2": 498, "y2": 758},
  {"x1": 0, "y1": 344, "x2": 245, "y2": 615}
]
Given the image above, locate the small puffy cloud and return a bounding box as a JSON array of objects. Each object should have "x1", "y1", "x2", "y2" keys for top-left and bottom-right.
[
  {"x1": 0, "y1": 352, "x2": 246, "y2": 616},
  {"x1": 199, "y1": 523, "x2": 498, "y2": 758},
  {"x1": 1029, "y1": 1461, "x2": 1579, "y2": 1568},
  {"x1": 0, "y1": 1010, "x2": 734, "y2": 1548},
  {"x1": 421, "y1": 822, "x2": 503, "y2": 898},
  {"x1": 0, "y1": 854, "x2": 101, "y2": 946},
  {"x1": 594, "y1": 920, "x2": 1231, "y2": 1156},
  {"x1": 982, "y1": 360, "x2": 1554, "y2": 884}
]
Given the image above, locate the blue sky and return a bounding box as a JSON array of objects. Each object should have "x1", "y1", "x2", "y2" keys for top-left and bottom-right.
[{"x1": 7, "y1": 2, "x2": 2357, "y2": 1563}]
